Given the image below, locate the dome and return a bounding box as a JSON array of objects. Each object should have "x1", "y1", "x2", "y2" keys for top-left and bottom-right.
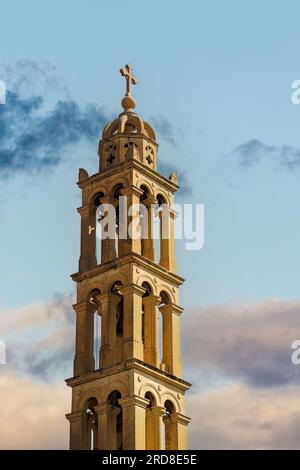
[{"x1": 102, "y1": 111, "x2": 156, "y2": 141}]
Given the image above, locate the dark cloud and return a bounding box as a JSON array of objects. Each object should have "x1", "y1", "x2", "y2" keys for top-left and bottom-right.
[
  {"x1": 0, "y1": 90, "x2": 107, "y2": 178},
  {"x1": 232, "y1": 139, "x2": 300, "y2": 170}
]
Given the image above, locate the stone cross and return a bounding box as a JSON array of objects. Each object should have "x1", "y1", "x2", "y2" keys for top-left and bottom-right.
[{"x1": 120, "y1": 64, "x2": 137, "y2": 96}]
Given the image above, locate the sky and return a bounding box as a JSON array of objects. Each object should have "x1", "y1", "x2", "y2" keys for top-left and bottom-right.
[{"x1": 0, "y1": 0, "x2": 300, "y2": 449}]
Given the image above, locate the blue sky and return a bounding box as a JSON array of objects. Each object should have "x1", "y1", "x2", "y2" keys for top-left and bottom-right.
[
  {"x1": 1, "y1": 0, "x2": 300, "y2": 310},
  {"x1": 1, "y1": 0, "x2": 300, "y2": 449}
]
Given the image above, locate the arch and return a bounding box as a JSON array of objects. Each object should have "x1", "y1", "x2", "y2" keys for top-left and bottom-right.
[
  {"x1": 138, "y1": 383, "x2": 160, "y2": 405},
  {"x1": 80, "y1": 282, "x2": 105, "y2": 300},
  {"x1": 141, "y1": 281, "x2": 152, "y2": 296},
  {"x1": 79, "y1": 389, "x2": 102, "y2": 410},
  {"x1": 111, "y1": 183, "x2": 125, "y2": 200},
  {"x1": 156, "y1": 193, "x2": 167, "y2": 205},
  {"x1": 161, "y1": 393, "x2": 180, "y2": 413},
  {"x1": 107, "y1": 390, "x2": 121, "y2": 405},
  {"x1": 145, "y1": 391, "x2": 156, "y2": 407},
  {"x1": 137, "y1": 275, "x2": 156, "y2": 295},
  {"x1": 88, "y1": 188, "x2": 107, "y2": 206},
  {"x1": 139, "y1": 182, "x2": 153, "y2": 198},
  {"x1": 164, "y1": 399, "x2": 176, "y2": 415},
  {"x1": 159, "y1": 290, "x2": 171, "y2": 305},
  {"x1": 107, "y1": 178, "x2": 129, "y2": 197},
  {"x1": 106, "y1": 273, "x2": 129, "y2": 292},
  {"x1": 87, "y1": 288, "x2": 101, "y2": 306},
  {"x1": 157, "y1": 284, "x2": 176, "y2": 304},
  {"x1": 102, "y1": 380, "x2": 129, "y2": 403}
]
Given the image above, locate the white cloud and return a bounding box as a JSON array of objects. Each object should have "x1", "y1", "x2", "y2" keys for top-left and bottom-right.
[
  {"x1": 188, "y1": 382, "x2": 300, "y2": 449},
  {"x1": 0, "y1": 372, "x2": 68, "y2": 449}
]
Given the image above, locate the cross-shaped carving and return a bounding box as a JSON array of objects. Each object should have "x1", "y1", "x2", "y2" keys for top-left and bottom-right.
[
  {"x1": 146, "y1": 154, "x2": 153, "y2": 165},
  {"x1": 120, "y1": 64, "x2": 137, "y2": 96},
  {"x1": 107, "y1": 154, "x2": 115, "y2": 166}
]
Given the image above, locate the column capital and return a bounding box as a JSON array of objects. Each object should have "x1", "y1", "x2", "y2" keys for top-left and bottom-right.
[
  {"x1": 96, "y1": 292, "x2": 121, "y2": 306},
  {"x1": 143, "y1": 196, "x2": 158, "y2": 206},
  {"x1": 151, "y1": 405, "x2": 166, "y2": 417},
  {"x1": 99, "y1": 196, "x2": 111, "y2": 205},
  {"x1": 170, "y1": 412, "x2": 191, "y2": 426},
  {"x1": 119, "y1": 284, "x2": 146, "y2": 297},
  {"x1": 159, "y1": 303, "x2": 183, "y2": 316},
  {"x1": 72, "y1": 300, "x2": 87, "y2": 314},
  {"x1": 65, "y1": 410, "x2": 82, "y2": 423},
  {"x1": 142, "y1": 294, "x2": 161, "y2": 306},
  {"x1": 169, "y1": 207, "x2": 178, "y2": 219},
  {"x1": 77, "y1": 205, "x2": 92, "y2": 216},
  {"x1": 119, "y1": 395, "x2": 149, "y2": 410},
  {"x1": 93, "y1": 403, "x2": 108, "y2": 416},
  {"x1": 121, "y1": 185, "x2": 144, "y2": 198}
]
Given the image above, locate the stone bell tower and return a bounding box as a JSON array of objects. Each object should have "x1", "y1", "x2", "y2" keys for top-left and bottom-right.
[{"x1": 66, "y1": 65, "x2": 191, "y2": 450}]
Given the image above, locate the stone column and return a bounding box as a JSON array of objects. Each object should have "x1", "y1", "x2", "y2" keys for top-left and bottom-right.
[
  {"x1": 119, "y1": 284, "x2": 145, "y2": 361},
  {"x1": 97, "y1": 293, "x2": 121, "y2": 368},
  {"x1": 120, "y1": 186, "x2": 143, "y2": 255},
  {"x1": 106, "y1": 406, "x2": 121, "y2": 450},
  {"x1": 73, "y1": 301, "x2": 94, "y2": 375},
  {"x1": 159, "y1": 207, "x2": 177, "y2": 272},
  {"x1": 159, "y1": 303, "x2": 183, "y2": 377},
  {"x1": 146, "y1": 405, "x2": 165, "y2": 450},
  {"x1": 142, "y1": 196, "x2": 157, "y2": 261},
  {"x1": 168, "y1": 413, "x2": 191, "y2": 450},
  {"x1": 143, "y1": 295, "x2": 161, "y2": 367},
  {"x1": 78, "y1": 205, "x2": 97, "y2": 272},
  {"x1": 99, "y1": 196, "x2": 117, "y2": 264},
  {"x1": 119, "y1": 396, "x2": 149, "y2": 450},
  {"x1": 66, "y1": 411, "x2": 82, "y2": 449},
  {"x1": 94, "y1": 403, "x2": 109, "y2": 450}
]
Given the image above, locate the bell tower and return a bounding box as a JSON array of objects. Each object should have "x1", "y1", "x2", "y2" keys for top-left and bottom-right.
[{"x1": 66, "y1": 65, "x2": 191, "y2": 450}]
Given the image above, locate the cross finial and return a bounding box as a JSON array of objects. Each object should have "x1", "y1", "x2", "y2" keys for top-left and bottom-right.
[{"x1": 120, "y1": 64, "x2": 137, "y2": 97}]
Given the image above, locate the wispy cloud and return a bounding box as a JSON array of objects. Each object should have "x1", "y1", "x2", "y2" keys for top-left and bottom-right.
[
  {"x1": 231, "y1": 139, "x2": 300, "y2": 170},
  {"x1": 1, "y1": 292, "x2": 74, "y2": 380},
  {"x1": 183, "y1": 299, "x2": 300, "y2": 388},
  {"x1": 150, "y1": 114, "x2": 176, "y2": 147}
]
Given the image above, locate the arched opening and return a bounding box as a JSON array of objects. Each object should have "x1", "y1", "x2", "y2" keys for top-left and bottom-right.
[
  {"x1": 141, "y1": 282, "x2": 152, "y2": 347},
  {"x1": 111, "y1": 281, "x2": 124, "y2": 365},
  {"x1": 158, "y1": 290, "x2": 171, "y2": 371},
  {"x1": 145, "y1": 392, "x2": 157, "y2": 450},
  {"x1": 112, "y1": 184, "x2": 125, "y2": 258},
  {"x1": 155, "y1": 194, "x2": 167, "y2": 265},
  {"x1": 140, "y1": 185, "x2": 150, "y2": 257},
  {"x1": 83, "y1": 397, "x2": 98, "y2": 450},
  {"x1": 93, "y1": 192, "x2": 105, "y2": 265},
  {"x1": 88, "y1": 289, "x2": 101, "y2": 370},
  {"x1": 163, "y1": 399, "x2": 176, "y2": 450},
  {"x1": 107, "y1": 390, "x2": 122, "y2": 450}
]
